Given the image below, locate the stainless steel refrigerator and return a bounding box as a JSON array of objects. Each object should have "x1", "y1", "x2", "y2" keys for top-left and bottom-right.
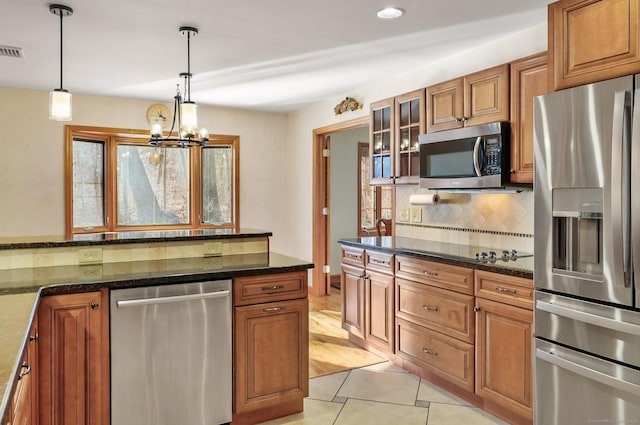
[{"x1": 534, "y1": 75, "x2": 640, "y2": 425}]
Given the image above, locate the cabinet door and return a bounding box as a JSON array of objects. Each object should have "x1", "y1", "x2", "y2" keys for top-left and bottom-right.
[
  {"x1": 370, "y1": 98, "x2": 395, "y2": 185},
  {"x1": 464, "y1": 64, "x2": 510, "y2": 127},
  {"x1": 365, "y1": 270, "x2": 394, "y2": 353},
  {"x1": 551, "y1": 0, "x2": 640, "y2": 90},
  {"x1": 475, "y1": 297, "x2": 533, "y2": 423},
  {"x1": 426, "y1": 78, "x2": 464, "y2": 133},
  {"x1": 38, "y1": 290, "x2": 109, "y2": 425},
  {"x1": 341, "y1": 264, "x2": 366, "y2": 340},
  {"x1": 394, "y1": 89, "x2": 425, "y2": 184},
  {"x1": 510, "y1": 52, "x2": 548, "y2": 184},
  {"x1": 234, "y1": 298, "x2": 309, "y2": 414}
]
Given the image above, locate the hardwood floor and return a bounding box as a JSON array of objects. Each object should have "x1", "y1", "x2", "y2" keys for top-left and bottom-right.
[{"x1": 308, "y1": 287, "x2": 383, "y2": 378}]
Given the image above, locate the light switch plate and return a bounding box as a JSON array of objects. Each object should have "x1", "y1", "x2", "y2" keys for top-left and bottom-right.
[
  {"x1": 78, "y1": 248, "x2": 103, "y2": 265},
  {"x1": 203, "y1": 242, "x2": 223, "y2": 257},
  {"x1": 411, "y1": 208, "x2": 422, "y2": 223},
  {"x1": 399, "y1": 208, "x2": 410, "y2": 222}
]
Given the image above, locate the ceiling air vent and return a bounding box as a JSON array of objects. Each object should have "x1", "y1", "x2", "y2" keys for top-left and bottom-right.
[{"x1": 0, "y1": 45, "x2": 24, "y2": 58}]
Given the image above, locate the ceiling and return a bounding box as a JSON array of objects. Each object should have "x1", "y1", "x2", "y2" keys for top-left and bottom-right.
[{"x1": 0, "y1": 0, "x2": 551, "y2": 113}]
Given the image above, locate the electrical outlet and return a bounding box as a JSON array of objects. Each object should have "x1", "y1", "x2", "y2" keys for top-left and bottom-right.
[
  {"x1": 203, "y1": 242, "x2": 223, "y2": 257},
  {"x1": 399, "y1": 208, "x2": 410, "y2": 222},
  {"x1": 411, "y1": 208, "x2": 422, "y2": 223},
  {"x1": 78, "y1": 248, "x2": 103, "y2": 265}
]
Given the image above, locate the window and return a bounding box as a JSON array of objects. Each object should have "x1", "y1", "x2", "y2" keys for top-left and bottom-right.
[
  {"x1": 65, "y1": 126, "x2": 239, "y2": 236},
  {"x1": 357, "y1": 142, "x2": 392, "y2": 237}
]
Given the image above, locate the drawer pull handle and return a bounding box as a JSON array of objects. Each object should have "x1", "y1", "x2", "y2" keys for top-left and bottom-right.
[
  {"x1": 423, "y1": 348, "x2": 438, "y2": 356},
  {"x1": 346, "y1": 254, "x2": 361, "y2": 260},
  {"x1": 263, "y1": 306, "x2": 286, "y2": 313},
  {"x1": 496, "y1": 286, "x2": 517, "y2": 294},
  {"x1": 424, "y1": 271, "x2": 438, "y2": 277},
  {"x1": 262, "y1": 285, "x2": 285, "y2": 291},
  {"x1": 370, "y1": 258, "x2": 388, "y2": 265},
  {"x1": 423, "y1": 305, "x2": 439, "y2": 312},
  {"x1": 18, "y1": 363, "x2": 31, "y2": 380}
]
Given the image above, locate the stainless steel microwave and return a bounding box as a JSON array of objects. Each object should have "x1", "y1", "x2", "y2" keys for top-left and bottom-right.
[{"x1": 418, "y1": 122, "x2": 510, "y2": 190}]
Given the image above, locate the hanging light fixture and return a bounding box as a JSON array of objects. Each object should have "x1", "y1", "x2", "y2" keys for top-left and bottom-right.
[
  {"x1": 149, "y1": 26, "x2": 209, "y2": 148},
  {"x1": 49, "y1": 4, "x2": 73, "y2": 121}
]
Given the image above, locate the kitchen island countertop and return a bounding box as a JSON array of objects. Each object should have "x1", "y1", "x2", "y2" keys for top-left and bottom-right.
[{"x1": 0, "y1": 251, "x2": 312, "y2": 423}]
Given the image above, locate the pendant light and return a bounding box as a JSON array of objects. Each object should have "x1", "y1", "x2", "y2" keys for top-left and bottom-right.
[
  {"x1": 49, "y1": 4, "x2": 73, "y2": 121},
  {"x1": 149, "y1": 26, "x2": 209, "y2": 148}
]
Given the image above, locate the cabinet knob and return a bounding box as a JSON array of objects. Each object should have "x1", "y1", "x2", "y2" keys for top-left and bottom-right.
[
  {"x1": 463, "y1": 116, "x2": 469, "y2": 122},
  {"x1": 474, "y1": 306, "x2": 481, "y2": 312},
  {"x1": 29, "y1": 332, "x2": 39, "y2": 342},
  {"x1": 510, "y1": 168, "x2": 516, "y2": 174},
  {"x1": 18, "y1": 363, "x2": 31, "y2": 380},
  {"x1": 90, "y1": 302, "x2": 99, "y2": 309},
  {"x1": 455, "y1": 117, "x2": 463, "y2": 123}
]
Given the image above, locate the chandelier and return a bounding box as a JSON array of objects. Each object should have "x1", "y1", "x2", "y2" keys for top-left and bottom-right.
[{"x1": 149, "y1": 26, "x2": 209, "y2": 148}]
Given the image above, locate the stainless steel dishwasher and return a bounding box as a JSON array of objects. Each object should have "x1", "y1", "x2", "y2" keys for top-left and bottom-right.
[{"x1": 110, "y1": 280, "x2": 232, "y2": 425}]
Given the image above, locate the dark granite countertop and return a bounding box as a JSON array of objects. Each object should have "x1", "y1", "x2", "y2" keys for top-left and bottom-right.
[
  {"x1": 0, "y1": 252, "x2": 312, "y2": 423},
  {"x1": 338, "y1": 236, "x2": 533, "y2": 279},
  {"x1": 0, "y1": 228, "x2": 272, "y2": 250}
]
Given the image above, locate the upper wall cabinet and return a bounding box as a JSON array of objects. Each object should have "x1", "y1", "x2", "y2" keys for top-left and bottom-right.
[
  {"x1": 550, "y1": 0, "x2": 640, "y2": 90},
  {"x1": 510, "y1": 52, "x2": 549, "y2": 184},
  {"x1": 370, "y1": 89, "x2": 425, "y2": 185},
  {"x1": 427, "y1": 64, "x2": 510, "y2": 133}
]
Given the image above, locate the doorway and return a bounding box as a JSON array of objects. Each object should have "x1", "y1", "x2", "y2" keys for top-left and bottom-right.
[{"x1": 311, "y1": 116, "x2": 368, "y2": 296}]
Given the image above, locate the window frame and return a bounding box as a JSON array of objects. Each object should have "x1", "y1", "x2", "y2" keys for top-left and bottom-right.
[{"x1": 64, "y1": 125, "x2": 240, "y2": 237}]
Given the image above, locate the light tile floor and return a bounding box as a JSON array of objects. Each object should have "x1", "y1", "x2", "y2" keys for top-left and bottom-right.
[{"x1": 260, "y1": 361, "x2": 509, "y2": 425}]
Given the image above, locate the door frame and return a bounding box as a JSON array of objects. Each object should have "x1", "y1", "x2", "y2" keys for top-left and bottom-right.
[{"x1": 311, "y1": 115, "x2": 369, "y2": 297}]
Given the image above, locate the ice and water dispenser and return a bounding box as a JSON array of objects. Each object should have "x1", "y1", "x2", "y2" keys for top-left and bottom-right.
[{"x1": 552, "y1": 188, "x2": 603, "y2": 279}]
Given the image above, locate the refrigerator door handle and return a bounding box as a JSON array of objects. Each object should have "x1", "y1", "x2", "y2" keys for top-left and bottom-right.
[
  {"x1": 536, "y1": 299, "x2": 640, "y2": 336},
  {"x1": 611, "y1": 90, "x2": 631, "y2": 288},
  {"x1": 632, "y1": 87, "x2": 640, "y2": 303},
  {"x1": 536, "y1": 348, "x2": 640, "y2": 395}
]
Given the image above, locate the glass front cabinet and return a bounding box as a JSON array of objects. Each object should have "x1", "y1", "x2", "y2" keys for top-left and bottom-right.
[{"x1": 369, "y1": 89, "x2": 425, "y2": 186}]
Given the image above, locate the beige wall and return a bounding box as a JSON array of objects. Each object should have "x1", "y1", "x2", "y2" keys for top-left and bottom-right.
[
  {"x1": 1, "y1": 22, "x2": 546, "y2": 280},
  {"x1": 0, "y1": 89, "x2": 294, "y2": 255}
]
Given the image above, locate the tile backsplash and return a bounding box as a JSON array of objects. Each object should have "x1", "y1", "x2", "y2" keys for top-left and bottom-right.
[{"x1": 395, "y1": 186, "x2": 534, "y2": 253}]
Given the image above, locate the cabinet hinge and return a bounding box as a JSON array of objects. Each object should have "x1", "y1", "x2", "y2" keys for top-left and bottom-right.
[
  {"x1": 322, "y1": 207, "x2": 329, "y2": 216},
  {"x1": 322, "y1": 265, "x2": 330, "y2": 274},
  {"x1": 323, "y1": 149, "x2": 330, "y2": 157}
]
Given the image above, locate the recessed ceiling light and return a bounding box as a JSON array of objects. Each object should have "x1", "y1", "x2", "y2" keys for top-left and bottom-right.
[{"x1": 377, "y1": 7, "x2": 404, "y2": 19}]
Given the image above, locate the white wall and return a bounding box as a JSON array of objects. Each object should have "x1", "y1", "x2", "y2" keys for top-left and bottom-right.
[
  {"x1": 329, "y1": 127, "x2": 369, "y2": 274},
  {"x1": 0, "y1": 89, "x2": 295, "y2": 256}
]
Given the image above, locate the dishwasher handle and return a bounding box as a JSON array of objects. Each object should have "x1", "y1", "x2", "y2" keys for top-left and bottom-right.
[{"x1": 116, "y1": 289, "x2": 230, "y2": 308}]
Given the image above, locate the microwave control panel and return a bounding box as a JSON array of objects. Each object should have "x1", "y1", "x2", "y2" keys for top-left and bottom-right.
[{"x1": 484, "y1": 137, "x2": 501, "y2": 175}]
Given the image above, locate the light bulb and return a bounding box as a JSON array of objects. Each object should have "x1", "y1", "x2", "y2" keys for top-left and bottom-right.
[{"x1": 150, "y1": 123, "x2": 163, "y2": 137}]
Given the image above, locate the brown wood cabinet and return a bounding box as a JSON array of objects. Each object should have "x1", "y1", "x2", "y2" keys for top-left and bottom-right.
[
  {"x1": 549, "y1": 0, "x2": 640, "y2": 90},
  {"x1": 475, "y1": 270, "x2": 533, "y2": 425},
  {"x1": 8, "y1": 317, "x2": 38, "y2": 425},
  {"x1": 510, "y1": 52, "x2": 549, "y2": 184},
  {"x1": 38, "y1": 289, "x2": 110, "y2": 425},
  {"x1": 395, "y1": 255, "x2": 475, "y2": 392},
  {"x1": 369, "y1": 90, "x2": 425, "y2": 185},
  {"x1": 233, "y1": 271, "x2": 309, "y2": 425},
  {"x1": 340, "y1": 246, "x2": 395, "y2": 354},
  {"x1": 427, "y1": 64, "x2": 510, "y2": 133}
]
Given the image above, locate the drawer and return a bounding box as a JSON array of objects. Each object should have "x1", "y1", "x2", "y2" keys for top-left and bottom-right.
[
  {"x1": 365, "y1": 250, "x2": 394, "y2": 275},
  {"x1": 475, "y1": 270, "x2": 533, "y2": 310},
  {"x1": 395, "y1": 255, "x2": 474, "y2": 295},
  {"x1": 396, "y1": 278, "x2": 474, "y2": 344},
  {"x1": 234, "y1": 271, "x2": 307, "y2": 306},
  {"x1": 341, "y1": 246, "x2": 365, "y2": 268},
  {"x1": 397, "y1": 318, "x2": 474, "y2": 392}
]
